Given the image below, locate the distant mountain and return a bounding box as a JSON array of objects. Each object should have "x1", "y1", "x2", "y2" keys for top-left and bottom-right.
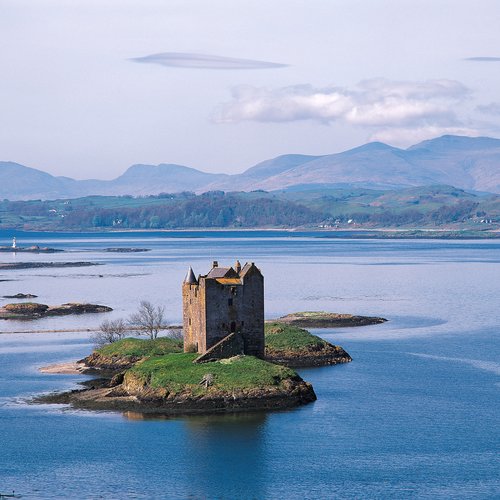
[
  {"x1": 0, "y1": 162, "x2": 226, "y2": 200},
  {"x1": 95, "y1": 163, "x2": 228, "y2": 196},
  {"x1": 1, "y1": 135, "x2": 500, "y2": 200},
  {"x1": 202, "y1": 154, "x2": 321, "y2": 192},
  {"x1": 0, "y1": 162, "x2": 76, "y2": 200},
  {"x1": 231, "y1": 136, "x2": 500, "y2": 193}
]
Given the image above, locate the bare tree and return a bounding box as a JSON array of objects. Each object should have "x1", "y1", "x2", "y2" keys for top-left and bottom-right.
[
  {"x1": 91, "y1": 318, "x2": 127, "y2": 347},
  {"x1": 128, "y1": 301, "x2": 167, "y2": 339},
  {"x1": 167, "y1": 328, "x2": 184, "y2": 341}
]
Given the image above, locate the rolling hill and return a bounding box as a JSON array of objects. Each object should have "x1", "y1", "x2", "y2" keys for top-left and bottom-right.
[{"x1": 1, "y1": 135, "x2": 499, "y2": 200}]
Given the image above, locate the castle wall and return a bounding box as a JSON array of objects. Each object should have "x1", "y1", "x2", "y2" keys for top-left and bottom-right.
[
  {"x1": 204, "y1": 279, "x2": 242, "y2": 350},
  {"x1": 182, "y1": 262, "x2": 265, "y2": 358},
  {"x1": 239, "y1": 273, "x2": 265, "y2": 357},
  {"x1": 182, "y1": 282, "x2": 206, "y2": 352}
]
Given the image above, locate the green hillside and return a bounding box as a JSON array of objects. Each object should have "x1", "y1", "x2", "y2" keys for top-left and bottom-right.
[{"x1": 0, "y1": 185, "x2": 498, "y2": 232}]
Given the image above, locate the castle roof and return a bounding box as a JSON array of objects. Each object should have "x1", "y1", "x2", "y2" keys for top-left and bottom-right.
[
  {"x1": 184, "y1": 266, "x2": 198, "y2": 284},
  {"x1": 239, "y1": 262, "x2": 262, "y2": 278},
  {"x1": 206, "y1": 266, "x2": 238, "y2": 279}
]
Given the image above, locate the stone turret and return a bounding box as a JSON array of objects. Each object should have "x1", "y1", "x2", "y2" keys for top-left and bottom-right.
[{"x1": 184, "y1": 266, "x2": 198, "y2": 285}]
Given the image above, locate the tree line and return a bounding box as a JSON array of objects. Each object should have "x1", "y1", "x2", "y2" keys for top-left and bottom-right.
[{"x1": 0, "y1": 192, "x2": 496, "y2": 229}]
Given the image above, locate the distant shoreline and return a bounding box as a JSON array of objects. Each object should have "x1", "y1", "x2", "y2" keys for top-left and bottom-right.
[{"x1": 0, "y1": 227, "x2": 499, "y2": 239}]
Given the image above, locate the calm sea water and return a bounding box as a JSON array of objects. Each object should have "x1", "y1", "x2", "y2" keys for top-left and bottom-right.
[{"x1": 0, "y1": 231, "x2": 499, "y2": 499}]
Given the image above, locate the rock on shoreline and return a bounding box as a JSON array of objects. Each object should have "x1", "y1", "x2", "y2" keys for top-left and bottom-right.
[
  {"x1": 37, "y1": 353, "x2": 316, "y2": 415},
  {"x1": 266, "y1": 343, "x2": 352, "y2": 368},
  {"x1": 37, "y1": 381, "x2": 316, "y2": 415}
]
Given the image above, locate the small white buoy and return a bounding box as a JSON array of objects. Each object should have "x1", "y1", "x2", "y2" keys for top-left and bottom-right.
[{"x1": 12, "y1": 237, "x2": 16, "y2": 249}]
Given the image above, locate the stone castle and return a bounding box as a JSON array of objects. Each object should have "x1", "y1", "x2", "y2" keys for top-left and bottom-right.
[{"x1": 182, "y1": 260, "x2": 264, "y2": 361}]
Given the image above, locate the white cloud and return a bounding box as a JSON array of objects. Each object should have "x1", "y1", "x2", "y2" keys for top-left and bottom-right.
[
  {"x1": 130, "y1": 52, "x2": 287, "y2": 70},
  {"x1": 213, "y1": 78, "x2": 470, "y2": 129},
  {"x1": 370, "y1": 126, "x2": 481, "y2": 147},
  {"x1": 476, "y1": 102, "x2": 500, "y2": 115}
]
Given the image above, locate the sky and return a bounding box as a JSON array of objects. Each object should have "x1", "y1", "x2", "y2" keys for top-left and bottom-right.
[{"x1": 1, "y1": 0, "x2": 500, "y2": 179}]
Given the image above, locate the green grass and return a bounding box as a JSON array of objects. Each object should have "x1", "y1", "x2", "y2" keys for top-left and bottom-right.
[
  {"x1": 265, "y1": 322, "x2": 328, "y2": 351},
  {"x1": 128, "y1": 353, "x2": 296, "y2": 393},
  {"x1": 96, "y1": 337, "x2": 183, "y2": 358},
  {"x1": 282, "y1": 311, "x2": 333, "y2": 318}
]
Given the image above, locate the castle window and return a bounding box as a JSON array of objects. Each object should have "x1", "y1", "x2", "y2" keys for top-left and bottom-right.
[
  {"x1": 228, "y1": 298, "x2": 233, "y2": 306},
  {"x1": 230, "y1": 321, "x2": 236, "y2": 333},
  {"x1": 188, "y1": 318, "x2": 191, "y2": 326},
  {"x1": 241, "y1": 321, "x2": 244, "y2": 327},
  {"x1": 231, "y1": 286, "x2": 237, "y2": 295}
]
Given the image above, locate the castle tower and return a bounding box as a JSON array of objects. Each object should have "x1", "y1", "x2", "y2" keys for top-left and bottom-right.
[{"x1": 182, "y1": 260, "x2": 264, "y2": 358}]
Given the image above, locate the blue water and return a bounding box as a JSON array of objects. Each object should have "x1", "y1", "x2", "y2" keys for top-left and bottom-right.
[{"x1": 0, "y1": 232, "x2": 499, "y2": 499}]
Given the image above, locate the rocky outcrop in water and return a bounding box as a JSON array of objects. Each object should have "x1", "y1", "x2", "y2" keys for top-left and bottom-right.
[
  {"x1": 0, "y1": 261, "x2": 97, "y2": 270},
  {"x1": 266, "y1": 343, "x2": 352, "y2": 368},
  {"x1": 2, "y1": 293, "x2": 38, "y2": 299},
  {"x1": 37, "y1": 373, "x2": 316, "y2": 415},
  {"x1": 0, "y1": 246, "x2": 63, "y2": 253},
  {"x1": 275, "y1": 311, "x2": 387, "y2": 328},
  {"x1": 104, "y1": 248, "x2": 151, "y2": 253},
  {"x1": 0, "y1": 302, "x2": 112, "y2": 319}
]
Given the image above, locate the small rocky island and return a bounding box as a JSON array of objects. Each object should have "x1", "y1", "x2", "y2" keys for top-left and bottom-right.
[
  {"x1": 2, "y1": 293, "x2": 38, "y2": 299},
  {"x1": 0, "y1": 261, "x2": 98, "y2": 270},
  {"x1": 0, "y1": 238, "x2": 63, "y2": 253},
  {"x1": 275, "y1": 311, "x2": 387, "y2": 328},
  {"x1": 0, "y1": 302, "x2": 112, "y2": 320},
  {"x1": 104, "y1": 248, "x2": 151, "y2": 253},
  {"x1": 38, "y1": 322, "x2": 351, "y2": 414},
  {"x1": 0, "y1": 245, "x2": 63, "y2": 253}
]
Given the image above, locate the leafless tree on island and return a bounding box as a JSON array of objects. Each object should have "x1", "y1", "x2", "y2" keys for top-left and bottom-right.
[
  {"x1": 91, "y1": 318, "x2": 127, "y2": 347},
  {"x1": 128, "y1": 300, "x2": 168, "y2": 339}
]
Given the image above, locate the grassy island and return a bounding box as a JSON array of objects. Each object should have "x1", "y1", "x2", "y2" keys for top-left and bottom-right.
[
  {"x1": 265, "y1": 323, "x2": 352, "y2": 367},
  {"x1": 39, "y1": 322, "x2": 355, "y2": 414},
  {"x1": 43, "y1": 349, "x2": 315, "y2": 414}
]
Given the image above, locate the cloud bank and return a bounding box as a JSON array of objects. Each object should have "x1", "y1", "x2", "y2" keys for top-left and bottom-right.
[
  {"x1": 213, "y1": 78, "x2": 477, "y2": 146},
  {"x1": 213, "y1": 79, "x2": 468, "y2": 125},
  {"x1": 130, "y1": 52, "x2": 288, "y2": 70}
]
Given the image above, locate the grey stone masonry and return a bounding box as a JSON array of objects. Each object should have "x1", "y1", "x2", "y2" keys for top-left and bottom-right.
[{"x1": 182, "y1": 260, "x2": 264, "y2": 359}]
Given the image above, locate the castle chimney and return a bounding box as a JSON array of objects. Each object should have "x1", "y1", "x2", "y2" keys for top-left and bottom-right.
[
  {"x1": 212, "y1": 261, "x2": 218, "y2": 268},
  {"x1": 235, "y1": 260, "x2": 241, "y2": 273}
]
